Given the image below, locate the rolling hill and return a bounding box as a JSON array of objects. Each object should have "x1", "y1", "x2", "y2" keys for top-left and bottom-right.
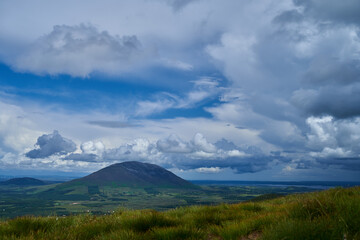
[{"x1": 0, "y1": 177, "x2": 45, "y2": 186}]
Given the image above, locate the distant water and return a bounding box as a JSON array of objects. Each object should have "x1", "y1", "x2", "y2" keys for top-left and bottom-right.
[{"x1": 190, "y1": 180, "x2": 360, "y2": 190}]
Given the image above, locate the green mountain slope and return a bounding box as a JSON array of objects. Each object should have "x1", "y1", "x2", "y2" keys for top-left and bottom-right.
[{"x1": 1, "y1": 186, "x2": 359, "y2": 240}]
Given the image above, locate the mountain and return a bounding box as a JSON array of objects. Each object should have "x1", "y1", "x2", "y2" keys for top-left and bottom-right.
[
  {"x1": 67, "y1": 161, "x2": 195, "y2": 188},
  {"x1": 1, "y1": 177, "x2": 45, "y2": 186}
]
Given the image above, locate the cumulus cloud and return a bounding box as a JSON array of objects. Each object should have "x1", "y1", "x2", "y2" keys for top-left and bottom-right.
[
  {"x1": 157, "y1": 134, "x2": 192, "y2": 153},
  {"x1": 81, "y1": 141, "x2": 105, "y2": 155},
  {"x1": 301, "y1": 116, "x2": 360, "y2": 170},
  {"x1": 9, "y1": 24, "x2": 146, "y2": 77},
  {"x1": 65, "y1": 140, "x2": 105, "y2": 162},
  {"x1": 101, "y1": 133, "x2": 282, "y2": 174},
  {"x1": 25, "y1": 130, "x2": 76, "y2": 158}
]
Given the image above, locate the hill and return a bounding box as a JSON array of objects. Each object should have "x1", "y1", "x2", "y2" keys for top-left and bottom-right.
[
  {"x1": 0, "y1": 186, "x2": 359, "y2": 239},
  {"x1": 0, "y1": 177, "x2": 45, "y2": 186},
  {"x1": 66, "y1": 161, "x2": 194, "y2": 188},
  {"x1": 36, "y1": 161, "x2": 196, "y2": 201}
]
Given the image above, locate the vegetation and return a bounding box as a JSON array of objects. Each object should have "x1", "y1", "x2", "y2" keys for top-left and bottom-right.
[
  {"x1": 0, "y1": 186, "x2": 359, "y2": 239},
  {"x1": 0, "y1": 183, "x2": 313, "y2": 219}
]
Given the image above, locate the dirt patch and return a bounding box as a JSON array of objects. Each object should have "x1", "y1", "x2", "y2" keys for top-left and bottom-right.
[{"x1": 240, "y1": 231, "x2": 261, "y2": 240}]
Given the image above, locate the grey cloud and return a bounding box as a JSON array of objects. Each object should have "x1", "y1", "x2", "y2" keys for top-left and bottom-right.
[
  {"x1": 156, "y1": 134, "x2": 192, "y2": 153},
  {"x1": 10, "y1": 24, "x2": 145, "y2": 77},
  {"x1": 292, "y1": 84, "x2": 360, "y2": 119},
  {"x1": 64, "y1": 140, "x2": 105, "y2": 162},
  {"x1": 294, "y1": 0, "x2": 360, "y2": 25},
  {"x1": 303, "y1": 58, "x2": 360, "y2": 86},
  {"x1": 273, "y1": 10, "x2": 303, "y2": 24},
  {"x1": 166, "y1": 0, "x2": 198, "y2": 11},
  {"x1": 25, "y1": 130, "x2": 76, "y2": 158},
  {"x1": 87, "y1": 121, "x2": 137, "y2": 128},
  {"x1": 64, "y1": 153, "x2": 99, "y2": 162},
  {"x1": 316, "y1": 157, "x2": 360, "y2": 171}
]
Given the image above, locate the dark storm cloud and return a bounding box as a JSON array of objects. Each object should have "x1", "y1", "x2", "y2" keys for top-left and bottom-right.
[
  {"x1": 303, "y1": 58, "x2": 360, "y2": 86},
  {"x1": 316, "y1": 157, "x2": 360, "y2": 171},
  {"x1": 292, "y1": 84, "x2": 360, "y2": 119},
  {"x1": 25, "y1": 130, "x2": 76, "y2": 158}
]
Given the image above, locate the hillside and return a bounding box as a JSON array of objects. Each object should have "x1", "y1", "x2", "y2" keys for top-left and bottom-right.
[
  {"x1": 65, "y1": 161, "x2": 194, "y2": 188},
  {"x1": 0, "y1": 177, "x2": 45, "y2": 186},
  {"x1": 1, "y1": 186, "x2": 359, "y2": 239}
]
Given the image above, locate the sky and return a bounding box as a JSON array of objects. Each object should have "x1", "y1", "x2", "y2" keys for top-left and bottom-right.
[{"x1": 0, "y1": 0, "x2": 360, "y2": 181}]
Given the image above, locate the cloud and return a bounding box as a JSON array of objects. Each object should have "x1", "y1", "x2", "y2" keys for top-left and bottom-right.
[
  {"x1": 25, "y1": 130, "x2": 76, "y2": 158},
  {"x1": 9, "y1": 24, "x2": 146, "y2": 77},
  {"x1": 101, "y1": 133, "x2": 282, "y2": 174},
  {"x1": 81, "y1": 141, "x2": 105, "y2": 155},
  {"x1": 0, "y1": 101, "x2": 42, "y2": 153},
  {"x1": 195, "y1": 167, "x2": 222, "y2": 173},
  {"x1": 160, "y1": 58, "x2": 193, "y2": 71},
  {"x1": 156, "y1": 134, "x2": 192, "y2": 153},
  {"x1": 136, "y1": 77, "x2": 222, "y2": 116},
  {"x1": 87, "y1": 121, "x2": 136, "y2": 128},
  {"x1": 294, "y1": 0, "x2": 360, "y2": 25},
  {"x1": 64, "y1": 140, "x2": 105, "y2": 162},
  {"x1": 299, "y1": 116, "x2": 360, "y2": 171},
  {"x1": 292, "y1": 84, "x2": 360, "y2": 119},
  {"x1": 1, "y1": 0, "x2": 360, "y2": 179},
  {"x1": 166, "y1": 0, "x2": 198, "y2": 11},
  {"x1": 192, "y1": 133, "x2": 216, "y2": 153}
]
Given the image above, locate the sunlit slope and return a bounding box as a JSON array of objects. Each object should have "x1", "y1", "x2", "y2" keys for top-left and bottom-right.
[{"x1": 1, "y1": 186, "x2": 359, "y2": 240}]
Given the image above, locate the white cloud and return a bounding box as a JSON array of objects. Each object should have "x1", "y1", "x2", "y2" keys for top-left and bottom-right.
[
  {"x1": 192, "y1": 133, "x2": 216, "y2": 153},
  {"x1": 136, "y1": 77, "x2": 222, "y2": 116},
  {"x1": 81, "y1": 141, "x2": 105, "y2": 155},
  {"x1": 160, "y1": 58, "x2": 193, "y2": 71},
  {"x1": 195, "y1": 167, "x2": 222, "y2": 173},
  {"x1": 0, "y1": 101, "x2": 42, "y2": 153},
  {"x1": 8, "y1": 24, "x2": 148, "y2": 77}
]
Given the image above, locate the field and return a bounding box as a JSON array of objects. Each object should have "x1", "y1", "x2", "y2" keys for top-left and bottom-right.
[
  {"x1": 0, "y1": 186, "x2": 359, "y2": 239},
  {"x1": 0, "y1": 182, "x2": 314, "y2": 219}
]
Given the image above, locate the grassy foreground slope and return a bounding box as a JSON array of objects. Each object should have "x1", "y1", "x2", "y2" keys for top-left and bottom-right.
[{"x1": 0, "y1": 187, "x2": 359, "y2": 240}]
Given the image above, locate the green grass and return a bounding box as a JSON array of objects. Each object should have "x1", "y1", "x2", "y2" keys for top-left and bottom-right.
[{"x1": 0, "y1": 187, "x2": 359, "y2": 239}]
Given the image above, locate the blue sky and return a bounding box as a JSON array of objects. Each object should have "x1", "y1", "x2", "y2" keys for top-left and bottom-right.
[{"x1": 0, "y1": 0, "x2": 360, "y2": 181}]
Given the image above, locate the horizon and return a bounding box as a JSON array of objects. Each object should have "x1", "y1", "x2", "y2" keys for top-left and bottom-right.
[{"x1": 1, "y1": 0, "x2": 360, "y2": 182}]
